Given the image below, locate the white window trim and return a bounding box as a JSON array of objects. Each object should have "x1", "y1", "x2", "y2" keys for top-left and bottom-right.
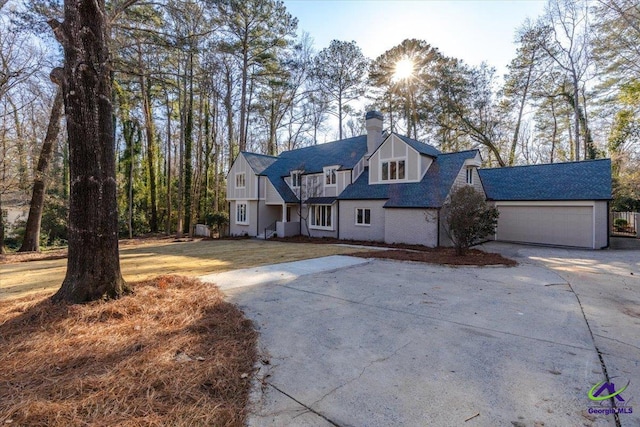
[
  {"x1": 236, "y1": 202, "x2": 249, "y2": 225},
  {"x1": 466, "y1": 167, "x2": 474, "y2": 185},
  {"x1": 323, "y1": 166, "x2": 339, "y2": 187},
  {"x1": 290, "y1": 170, "x2": 302, "y2": 188},
  {"x1": 309, "y1": 204, "x2": 334, "y2": 230},
  {"x1": 380, "y1": 157, "x2": 408, "y2": 182},
  {"x1": 235, "y1": 172, "x2": 246, "y2": 189},
  {"x1": 355, "y1": 207, "x2": 371, "y2": 227},
  {"x1": 305, "y1": 174, "x2": 323, "y2": 198}
]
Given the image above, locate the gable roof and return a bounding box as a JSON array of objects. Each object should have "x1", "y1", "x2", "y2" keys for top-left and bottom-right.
[
  {"x1": 273, "y1": 135, "x2": 368, "y2": 175},
  {"x1": 338, "y1": 150, "x2": 479, "y2": 208},
  {"x1": 242, "y1": 152, "x2": 278, "y2": 174},
  {"x1": 395, "y1": 134, "x2": 441, "y2": 157},
  {"x1": 478, "y1": 159, "x2": 612, "y2": 201},
  {"x1": 269, "y1": 175, "x2": 299, "y2": 204},
  {"x1": 258, "y1": 136, "x2": 368, "y2": 203}
]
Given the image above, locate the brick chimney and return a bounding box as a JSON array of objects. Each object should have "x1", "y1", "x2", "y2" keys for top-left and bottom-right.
[{"x1": 366, "y1": 110, "x2": 383, "y2": 157}]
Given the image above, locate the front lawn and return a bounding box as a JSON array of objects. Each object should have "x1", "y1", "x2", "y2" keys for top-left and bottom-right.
[{"x1": 0, "y1": 238, "x2": 366, "y2": 301}]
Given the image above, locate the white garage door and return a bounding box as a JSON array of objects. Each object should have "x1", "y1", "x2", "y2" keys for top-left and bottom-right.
[{"x1": 496, "y1": 205, "x2": 593, "y2": 248}]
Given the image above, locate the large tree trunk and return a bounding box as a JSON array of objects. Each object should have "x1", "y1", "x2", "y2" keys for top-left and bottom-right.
[
  {"x1": 165, "y1": 91, "x2": 172, "y2": 235},
  {"x1": 224, "y1": 62, "x2": 235, "y2": 169},
  {"x1": 18, "y1": 87, "x2": 64, "y2": 252},
  {"x1": 508, "y1": 51, "x2": 535, "y2": 166},
  {"x1": 338, "y1": 90, "x2": 343, "y2": 140},
  {"x1": 550, "y1": 101, "x2": 557, "y2": 163},
  {"x1": 140, "y1": 72, "x2": 158, "y2": 233},
  {"x1": 571, "y1": 74, "x2": 581, "y2": 160},
  {"x1": 184, "y1": 50, "x2": 194, "y2": 237},
  {"x1": 238, "y1": 40, "x2": 248, "y2": 151},
  {"x1": 49, "y1": 0, "x2": 127, "y2": 303},
  {"x1": 176, "y1": 68, "x2": 184, "y2": 238},
  {"x1": 7, "y1": 97, "x2": 28, "y2": 192}
]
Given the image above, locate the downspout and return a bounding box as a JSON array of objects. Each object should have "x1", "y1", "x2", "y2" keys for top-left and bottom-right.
[
  {"x1": 228, "y1": 201, "x2": 231, "y2": 236},
  {"x1": 436, "y1": 208, "x2": 441, "y2": 247},
  {"x1": 604, "y1": 200, "x2": 610, "y2": 248},
  {"x1": 337, "y1": 200, "x2": 340, "y2": 239},
  {"x1": 256, "y1": 176, "x2": 260, "y2": 237}
]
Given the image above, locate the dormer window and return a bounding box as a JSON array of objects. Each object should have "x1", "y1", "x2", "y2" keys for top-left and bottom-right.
[
  {"x1": 466, "y1": 167, "x2": 473, "y2": 185},
  {"x1": 235, "y1": 173, "x2": 246, "y2": 188},
  {"x1": 291, "y1": 170, "x2": 301, "y2": 188},
  {"x1": 381, "y1": 159, "x2": 406, "y2": 181},
  {"x1": 324, "y1": 166, "x2": 337, "y2": 186}
]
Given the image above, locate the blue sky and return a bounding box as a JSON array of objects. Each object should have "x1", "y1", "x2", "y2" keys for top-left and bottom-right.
[{"x1": 283, "y1": 0, "x2": 546, "y2": 78}]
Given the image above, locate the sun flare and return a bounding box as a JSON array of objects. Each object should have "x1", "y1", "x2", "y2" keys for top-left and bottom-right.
[{"x1": 393, "y1": 58, "x2": 414, "y2": 81}]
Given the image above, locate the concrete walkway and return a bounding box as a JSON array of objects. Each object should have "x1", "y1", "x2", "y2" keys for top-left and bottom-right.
[
  {"x1": 203, "y1": 251, "x2": 630, "y2": 427},
  {"x1": 200, "y1": 255, "x2": 369, "y2": 291}
]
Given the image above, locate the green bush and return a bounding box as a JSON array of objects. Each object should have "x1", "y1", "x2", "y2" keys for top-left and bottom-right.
[
  {"x1": 614, "y1": 218, "x2": 629, "y2": 230},
  {"x1": 41, "y1": 195, "x2": 68, "y2": 245},
  {"x1": 204, "y1": 211, "x2": 229, "y2": 237},
  {"x1": 441, "y1": 186, "x2": 499, "y2": 256}
]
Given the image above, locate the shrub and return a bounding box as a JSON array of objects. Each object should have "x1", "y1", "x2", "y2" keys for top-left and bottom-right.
[
  {"x1": 614, "y1": 218, "x2": 629, "y2": 230},
  {"x1": 441, "y1": 186, "x2": 499, "y2": 256},
  {"x1": 204, "y1": 211, "x2": 229, "y2": 237},
  {"x1": 41, "y1": 195, "x2": 68, "y2": 245}
]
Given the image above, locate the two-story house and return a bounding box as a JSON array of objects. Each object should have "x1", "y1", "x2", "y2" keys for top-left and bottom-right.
[{"x1": 227, "y1": 111, "x2": 611, "y2": 249}]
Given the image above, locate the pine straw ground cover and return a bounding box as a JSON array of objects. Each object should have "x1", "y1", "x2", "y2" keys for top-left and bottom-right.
[
  {"x1": 272, "y1": 236, "x2": 516, "y2": 266},
  {"x1": 0, "y1": 276, "x2": 257, "y2": 427},
  {"x1": 352, "y1": 248, "x2": 517, "y2": 266}
]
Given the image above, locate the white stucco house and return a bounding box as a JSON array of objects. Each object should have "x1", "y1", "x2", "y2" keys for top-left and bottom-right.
[{"x1": 226, "y1": 111, "x2": 612, "y2": 249}]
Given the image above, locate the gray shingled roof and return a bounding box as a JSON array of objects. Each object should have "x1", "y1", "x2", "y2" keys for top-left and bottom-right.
[
  {"x1": 338, "y1": 150, "x2": 479, "y2": 208},
  {"x1": 395, "y1": 134, "x2": 441, "y2": 157},
  {"x1": 275, "y1": 136, "x2": 368, "y2": 174},
  {"x1": 305, "y1": 197, "x2": 336, "y2": 204},
  {"x1": 251, "y1": 133, "x2": 442, "y2": 203},
  {"x1": 259, "y1": 136, "x2": 368, "y2": 202},
  {"x1": 242, "y1": 152, "x2": 278, "y2": 174},
  {"x1": 478, "y1": 159, "x2": 612, "y2": 201}
]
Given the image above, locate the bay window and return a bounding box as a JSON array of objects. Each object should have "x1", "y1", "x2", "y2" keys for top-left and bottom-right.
[{"x1": 310, "y1": 204, "x2": 333, "y2": 229}]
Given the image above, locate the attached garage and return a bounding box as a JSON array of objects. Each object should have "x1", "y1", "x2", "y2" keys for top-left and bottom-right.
[
  {"x1": 494, "y1": 202, "x2": 603, "y2": 249},
  {"x1": 479, "y1": 160, "x2": 612, "y2": 249}
]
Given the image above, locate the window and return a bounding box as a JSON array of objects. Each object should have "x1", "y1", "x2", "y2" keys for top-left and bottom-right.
[
  {"x1": 310, "y1": 205, "x2": 332, "y2": 229},
  {"x1": 355, "y1": 208, "x2": 371, "y2": 226},
  {"x1": 291, "y1": 171, "x2": 301, "y2": 188},
  {"x1": 235, "y1": 173, "x2": 246, "y2": 188},
  {"x1": 236, "y1": 203, "x2": 248, "y2": 224},
  {"x1": 381, "y1": 159, "x2": 406, "y2": 181},
  {"x1": 466, "y1": 167, "x2": 473, "y2": 185},
  {"x1": 324, "y1": 167, "x2": 337, "y2": 186}
]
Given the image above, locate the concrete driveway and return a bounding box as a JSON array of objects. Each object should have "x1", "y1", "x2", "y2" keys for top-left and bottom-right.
[
  {"x1": 480, "y1": 240, "x2": 640, "y2": 427},
  {"x1": 203, "y1": 243, "x2": 639, "y2": 426}
]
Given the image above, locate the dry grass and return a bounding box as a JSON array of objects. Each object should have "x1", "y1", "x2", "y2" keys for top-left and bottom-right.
[
  {"x1": 0, "y1": 276, "x2": 257, "y2": 427},
  {"x1": 0, "y1": 239, "x2": 365, "y2": 301}
]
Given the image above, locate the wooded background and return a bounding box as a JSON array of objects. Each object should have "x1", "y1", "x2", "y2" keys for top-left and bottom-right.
[{"x1": 1, "y1": 0, "x2": 638, "y2": 249}]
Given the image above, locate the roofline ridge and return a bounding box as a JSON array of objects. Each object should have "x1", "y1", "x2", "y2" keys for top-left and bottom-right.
[
  {"x1": 480, "y1": 157, "x2": 611, "y2": 171},
  {"x1": 394, "y1": 133, "x2": 439, "y2": 147},
  {"x1": 438, "y1": 148, "x2": 479, "y2": 155},
  {"x1": 241, "y1": 151, "x2": 279, "y2": 159},
  {"x1": 280, "y1": 134, "x2": 367, "y2": 155}
]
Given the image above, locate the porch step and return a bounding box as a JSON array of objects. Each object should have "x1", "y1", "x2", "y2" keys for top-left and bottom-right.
[{"x1": 256, "y1": 232, "x2": 275, "y2": 240}]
